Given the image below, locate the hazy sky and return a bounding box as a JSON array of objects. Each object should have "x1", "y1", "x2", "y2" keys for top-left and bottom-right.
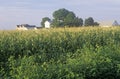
[{"x1": 0, "y1": 0, "x2": 120, "y2": 30}]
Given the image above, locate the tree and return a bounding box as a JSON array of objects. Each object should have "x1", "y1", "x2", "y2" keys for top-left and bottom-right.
[
  {"x1": 84, "y1": 17, "x2": 99, "y2": 26},
  {"x1": 74, "y1": 17, "x2": 83, "y2": 27},
  {"x1": 52, "y1": 8, "x2": 83, "y2": 27},
  {"x1": 41, "y1": 17, "x2": 51, "y2": 27},
  {"x1": 53, "y1": 8, "x2": 69, "y2": 21},
  {"x1": 51, "y1": 19, "x2": 64, "y2": 27},
  {"x1": 94, "y1": 22, "x2": 99, "y2": 26},
  {"x1": 64, "y1": 12, "x2": 76, "y2": 26},
  {"x1": 84, "y1": 17, "x2": 94, "y2": 26}
]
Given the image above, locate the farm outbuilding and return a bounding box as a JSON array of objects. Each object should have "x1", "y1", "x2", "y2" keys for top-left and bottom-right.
[
  {"x1": 16, "y1": 24, "x2": 37, "y2": 30},
  {"x1": 112, "y1": 20, "x2": 119, "y2": 26},
  {"x1": 44, "y1": 21, "x2": 51, "y2": 28}
]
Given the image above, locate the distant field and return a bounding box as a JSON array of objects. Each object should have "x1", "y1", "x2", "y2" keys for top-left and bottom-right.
[{"x1": 1, "y1": 27, "x2": 120, "y2": 79}]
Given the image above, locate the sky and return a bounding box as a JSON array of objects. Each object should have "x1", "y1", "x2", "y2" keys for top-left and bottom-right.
[{"x1": 0, "y1": 0, "x2": 120, "y2": 30}]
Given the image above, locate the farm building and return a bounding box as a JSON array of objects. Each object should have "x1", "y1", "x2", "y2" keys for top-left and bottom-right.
[
  {"x1": 100, "y1": 20, "x2": 119, "y2": 27},
  {"x1": 16, "y1": 24, "x2": 37, "y2": 30},
  {"x1": 112, "y1": 20, "x2": 119, "y2": 26},
  {"x1": 44, "y1": 21, "x2": 51, "y2": 28}
]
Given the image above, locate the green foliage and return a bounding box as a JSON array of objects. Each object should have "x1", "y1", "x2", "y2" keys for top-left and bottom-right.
[
  {"x1": 84, "y1": 17, "x2": 94, "y2": 26},
  {"x1": 53, "y1": 8, "x2": 69, "y2": 21},
  {"x1": 52, "y1": 8, "x2": 83, "y2": 27},
  {"x1": 52, "y1": 19, "x2": 64, "y2": 27},
  {"x1": 1, "y1": 27, "x2": 120, "y2": 78},
  {"x1": 94, "y1": 22, "x2": 99, "y2": 26},
  {"x1": 84, "y1": 17, "x2": 99, "y2": 26},
  {"x1": 41, "y1": 17, "x2": 51, "y2": 27}
]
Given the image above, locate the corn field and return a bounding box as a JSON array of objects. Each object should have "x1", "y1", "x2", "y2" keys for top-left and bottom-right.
[{"x1": 1, "y1": 27, "x2": 120, "y2": 79}]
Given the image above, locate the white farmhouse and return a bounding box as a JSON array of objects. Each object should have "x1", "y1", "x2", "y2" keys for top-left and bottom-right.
[
  {"x1": 44, "y1": 21, "x2": 51, "y2": 28},
  {"x1": 16, "y1": 24, "x2": 37, "y2": 30}
]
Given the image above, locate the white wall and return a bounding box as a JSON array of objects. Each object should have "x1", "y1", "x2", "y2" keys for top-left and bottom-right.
[{"x1": 45, "y1": 21, "x2": 50, "y2": 28}]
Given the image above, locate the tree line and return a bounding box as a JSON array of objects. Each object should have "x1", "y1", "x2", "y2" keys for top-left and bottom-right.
[{"x1": 41, "y1": 8, "x2": 99, "y2": 27}]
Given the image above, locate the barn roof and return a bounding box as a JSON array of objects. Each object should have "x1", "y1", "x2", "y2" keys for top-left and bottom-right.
[
  {"x1": 112, "y1": 20, "x2": 119, "y2": 26},
  {"x1": 18, "y1": 24, "x2": 36, "y2": 27}
]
